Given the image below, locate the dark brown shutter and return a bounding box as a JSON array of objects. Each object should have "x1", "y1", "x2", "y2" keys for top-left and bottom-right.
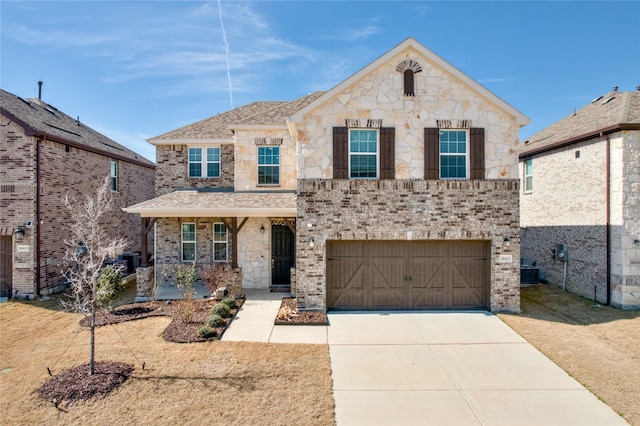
[
  {"x1": 403, "y1": 70, "x2": 414, "y2": 96},
  {"x1": 380, "y1": 127, "x2": 395, "y2": 179},
  {"x1": 470, "y1": 127, "x2": 485, "y2": 179},
  {"x1": 333, "y1": 127, "x2": 348, "y2": 179},
  {"x1": 424, "y1": 128, "x2": 439, "y2": 179}
]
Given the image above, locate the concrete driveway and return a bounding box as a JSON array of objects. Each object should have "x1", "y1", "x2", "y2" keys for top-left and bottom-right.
[{"x1": 328, "y1": 311, "x2": 628, "y2": 426}]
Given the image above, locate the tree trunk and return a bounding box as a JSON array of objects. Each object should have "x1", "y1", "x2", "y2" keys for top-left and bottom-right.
[{"x1": 90, "y1": 303, "x2": 95, "y2": 375}]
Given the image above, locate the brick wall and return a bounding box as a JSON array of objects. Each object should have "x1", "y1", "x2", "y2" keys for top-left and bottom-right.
[
  {"x1": 1, "y1": 120, "x2": 155, "y2": 297},
  {"x1": 155, "y1": 144, "x2": 234, "y2": 195},
  {"x1": 295, "y1": 179, "x2": 521, "y2": 312}
]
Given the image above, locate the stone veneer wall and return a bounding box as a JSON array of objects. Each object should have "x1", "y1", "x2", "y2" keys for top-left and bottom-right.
[
  {"x1": 1, "y1": 119, "x2": 155, "y2": 298},
  {"x1": 155, "y1": 217, "x2": 271, "y2": 289},
  {"x1": 295, "y1": 179, "x2": 520, "y2": 312},
  {"x1": 155, "y1": 144, "x2": 234, "y2": 196}
]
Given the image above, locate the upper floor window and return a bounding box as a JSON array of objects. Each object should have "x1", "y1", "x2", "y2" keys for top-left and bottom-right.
[
  {"x1": 524, "y1": 159, "x2": 533, "y2": 192},
  {"x1": 181, "y1": 223, "x2": 196, "y2": 261},
  {"x1": 403, "y1": 70, "x2": 415, "y2": 96},
  {"x1": 188, "y1": 147, "x2": 220, "y2": 178},
  {"x1": 213, "y1": 223, "x2": 228, "y2": 261},
  {"x1": 349, "y1": 129, "x2": 379, "y2": 178},
  {"x1": 439, "y1": 130, "x2": 468, "y2": 179},
  {"x1": 258, "y1": 146, "x2": 280, "y2": 185},
  {"x1": 110, "y1": 160, "x2": 118, "y2": 191}
]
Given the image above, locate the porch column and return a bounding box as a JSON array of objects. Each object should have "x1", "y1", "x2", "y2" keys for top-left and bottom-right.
[
  {"x1": 139, "y1": 217, "x2": 156, "y2": 267},
  {"x1": 220, "y1": 217, "x2": 248, "y2": 269}
]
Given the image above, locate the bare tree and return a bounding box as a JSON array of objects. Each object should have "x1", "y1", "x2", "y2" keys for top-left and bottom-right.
[{"x1": 61, "y1": 177, "x2": 129, "y2": 375}]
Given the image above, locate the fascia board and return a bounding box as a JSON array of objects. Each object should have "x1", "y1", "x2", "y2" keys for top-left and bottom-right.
[
  {"x1": 122, "y1": 207, "x2": 296, "y2": 218},
  {"x1": 148, "y1": 138, "x2": 235, "y2": 145}
]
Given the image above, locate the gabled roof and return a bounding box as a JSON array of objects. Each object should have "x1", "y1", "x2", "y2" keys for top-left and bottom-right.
[
  {"x1": 289, "y1": 37, "x2": 530, "y2": 126},
  {"x1": 520, "y1": 89, "x2": 640, "y2": 158},
  {"x1": 149, "y1": 92, "x2": 324, "y2": 144},
  {"x1": 0, "y1": 88, "x2": 154, "y2": 168}
]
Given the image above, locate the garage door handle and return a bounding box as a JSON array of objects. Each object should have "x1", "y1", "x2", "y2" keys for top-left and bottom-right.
[{"x1": 404, "y1": 275, "x2": 412, "y2": 281}]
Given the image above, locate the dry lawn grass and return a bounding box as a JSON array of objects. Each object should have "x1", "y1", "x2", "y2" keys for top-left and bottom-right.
[
  {"x1": 0, "y1": 299, "x2": 334, "y2": 426},
  {"x1": 498, "y1": 285, "x2": 640, "y2": 426}
]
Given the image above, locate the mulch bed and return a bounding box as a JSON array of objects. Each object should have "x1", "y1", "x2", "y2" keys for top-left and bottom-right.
[
  {"x1": 274, "y1": 297, "x2": 328, "y2": 325},
  {"x1": 79, "y1": 297, "x2": 245, "y2": 343},
  {"x1": 37, "y1": 362, "x2": 134, "y2": 408}
]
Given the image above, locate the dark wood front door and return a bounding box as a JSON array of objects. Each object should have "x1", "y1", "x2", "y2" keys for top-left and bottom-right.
[
  {"x1": 327, "y1": 240, "x2": 488, "y2": 310},
  {"x1": 272, "y1": 225, "x2": 294, "y2": 286},
  {"x1": 1, "y1": 236, "x2": 13, "y2": 299}
]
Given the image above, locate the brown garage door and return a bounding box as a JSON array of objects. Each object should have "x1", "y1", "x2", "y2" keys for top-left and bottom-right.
[{"x1": 326, "y1": 240, "x2": 488, "y2": 310}]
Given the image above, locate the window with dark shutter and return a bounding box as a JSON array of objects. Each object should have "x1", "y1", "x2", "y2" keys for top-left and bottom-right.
[
  {"x1": 424, "y1": 128, "x2": 439, "y2": 179},
  {"x1": 380, "y1": 127, "x2": 395, "y2": 179},
  {"x1": 333, "y1": 127, "x2": 348, "y2": 179},
  {"x1": 469, "y1": 127, "x2": 485, "y2": 179}
]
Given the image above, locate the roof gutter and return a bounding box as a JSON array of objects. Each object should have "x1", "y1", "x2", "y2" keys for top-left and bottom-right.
[
  {"x1": 519, "y1": 123, "x2": 640, "y2": 159},
  {"x1": 122, "y1": 207, "x2": 297, "y2": 218}
]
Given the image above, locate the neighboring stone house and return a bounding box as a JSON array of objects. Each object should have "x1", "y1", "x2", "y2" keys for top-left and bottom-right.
[
  {"x1": 519, "y1": 87, "x2": 640, "y2": 309},
  {"x1": 1, "y1": 88, "x2": 156, "y2": 300},
  {"x1": 125, "y1": 38, "x2": 529, "y2": 312}
]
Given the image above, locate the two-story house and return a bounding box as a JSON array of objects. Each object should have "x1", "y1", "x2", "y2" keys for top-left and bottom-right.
[
  {"x1": 520, "y1": 87, "x2": 640, "y2": 309},
  {"x1": 125, "y1": 38, "x2": 529, "y2": 312},
  {"x1": 1, "y1": 87, "x2": 156, "y2": 300}
]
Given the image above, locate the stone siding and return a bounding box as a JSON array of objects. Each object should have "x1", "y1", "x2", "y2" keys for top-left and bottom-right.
[
  {"x1": 295, "y1": 179, "x2": 521, "y2": 312},
  {"x1": 155, "y1": 144, "x2": 234, "y2": 195},
  {"x1": 520, "y1": 131, "x2": 640, "y2": 308},
  {"x1": 296, "y1": 47, "x2": 521, "y2": 181},
  {"x1": 1, "y1": 119, "x2": 155, "y2": 298},
  {"x1": 155, "y1": 217, "x2": 271, "y2": 290}
]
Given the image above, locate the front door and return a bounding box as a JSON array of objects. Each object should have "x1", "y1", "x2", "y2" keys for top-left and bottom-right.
[
  {"x1": 271, "y1": 225, "x2": 294, "y2": 286},
  {"x1": 0, "y1": 236, "x2": 13, "y2": 299}
]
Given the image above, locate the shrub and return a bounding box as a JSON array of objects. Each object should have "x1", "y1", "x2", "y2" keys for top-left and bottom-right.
[
  {"x1": 220, "y1": 297, "x2": 237, "y2": 310},
  {"x1": 211, "y1": 302, "x2": 231, "y2": 318},
  {"x1": 198, "y1": 326, "x2": 217, "y2": 339},
  {"x1": 96, "y1": 264, "x2": 125, "y2": 306},
  {"x1": 207, "y1": 314, "x2": 225, "y2": 328}
]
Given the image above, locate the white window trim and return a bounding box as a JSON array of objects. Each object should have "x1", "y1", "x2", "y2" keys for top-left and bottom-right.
[
  {"x1": 188, "y1": 146, "x2": 221, "y2": 178},
  {"x1": 439, "y1": 129, "x2": 469, "y2": 180},
  {"x1": 348, "y1": 128, "x2": 379, "y2": 179},
  {"x1": 213, "y1": 222, "x2": 228, "y2": 262},
  {"x1": 181, "y1": 222, "x2": 196, "y2": 262},
  {"x1": 110, "y1": 160, "x2": 118, "y2": 191},
  {"x1": 524, "y1": 158, "x2": 533, "y2": 193},
  {"x1": 257, "y1": 145, "x2": 281, "y2": 186}
]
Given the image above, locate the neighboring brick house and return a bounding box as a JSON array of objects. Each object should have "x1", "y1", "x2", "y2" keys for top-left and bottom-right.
[
  {"x1": 1, "y1": 88, "x2": 156, "y2": 300},
  {"x1": 126, "y1": 38, "x2": 529, "y2": 312},
  {"x1": 519, "y1": 87, "x2": 640, "y2": 309}
]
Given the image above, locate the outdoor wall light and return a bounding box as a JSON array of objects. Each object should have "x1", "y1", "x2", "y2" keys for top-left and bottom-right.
[
  {"x1": 13, "y1": 228, "x2": 25, "y2": 241},
  {"x1": 634, "y1": 239, "x2": 640, "y2": 247},
  {"x1": 309, "y1": 237, "x2": 315, "y2": 248},
  {"x1": 503, "y1": 235, "x2": 510, "y2": 246},
  {"x1": 260, "y1": 224, "x2": 265, "y2": 234}
]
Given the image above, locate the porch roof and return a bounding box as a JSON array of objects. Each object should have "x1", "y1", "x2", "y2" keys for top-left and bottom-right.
[{"x1": 122, "y1": 189, "x2": 297, "y2": 218}]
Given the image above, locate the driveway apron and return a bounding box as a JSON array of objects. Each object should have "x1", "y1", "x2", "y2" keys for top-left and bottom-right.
[{"x1": 327, "y1": 311, "x2": 628, "y2": 426}]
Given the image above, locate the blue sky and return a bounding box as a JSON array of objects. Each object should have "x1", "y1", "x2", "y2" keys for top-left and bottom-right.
[{"x1": 2, "y1": 1, "x2": 639, "y2": 162}]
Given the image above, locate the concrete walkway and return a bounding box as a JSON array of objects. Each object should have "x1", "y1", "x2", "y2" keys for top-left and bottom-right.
[{"x1": 221, "y1": 290, "x2": 628, "y2": 426}]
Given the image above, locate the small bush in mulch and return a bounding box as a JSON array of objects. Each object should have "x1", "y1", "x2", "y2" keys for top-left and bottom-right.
[
  {"x1": 37, "y1": 362, "x2": 133, "y2": 407},
  {"x1": 220, "y1": 297, "x2": 237, "y2": 310},
  {"x1": 275, "y1": 297, "x2": 328, "y2": 325},
  {"x1": 79, "y1": 297, "x2": 244, "y2": 343},
  {"x1": 198, "y1": 325, "x2": 217, "y2": 339},
  {"x1": 211, "y1": 302, "x2": 232, "y2": 318}
]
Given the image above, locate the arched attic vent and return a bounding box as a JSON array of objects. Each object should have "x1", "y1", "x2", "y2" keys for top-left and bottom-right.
[{"x1": 396, "y1": 59, "x2": 422, "y2": 97}]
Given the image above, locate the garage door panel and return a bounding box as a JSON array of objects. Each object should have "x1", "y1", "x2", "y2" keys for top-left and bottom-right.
[{"x1": 326, "y1": 240, "x2": 488, "y2": 311}]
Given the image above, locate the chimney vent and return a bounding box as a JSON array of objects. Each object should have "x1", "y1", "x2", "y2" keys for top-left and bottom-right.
[
  {"x1": 612, "y1": 86, "x2": 618, "y2": 92},
  {"x1": 37, "y1": 81, "x2": 43, "y2": 99}
]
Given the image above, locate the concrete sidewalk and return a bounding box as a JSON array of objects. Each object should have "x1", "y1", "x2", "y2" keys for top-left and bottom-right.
[{"x1": 220, "y1": 291, "x2": 627, "y2": 425}]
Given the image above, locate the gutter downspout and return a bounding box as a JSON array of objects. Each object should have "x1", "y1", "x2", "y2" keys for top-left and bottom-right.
[
  {"x1": 36, "y1": 138, "x2": 42, "y2": 296},
  {"x1": 602, "y1": 132, "x2": 611, "y2": 306}
]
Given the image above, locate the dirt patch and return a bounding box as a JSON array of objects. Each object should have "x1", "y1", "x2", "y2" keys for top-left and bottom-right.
[
  {"x1": 275, "y1": 297, "x2": 328, "y2": 325},
  {"x1": 79, "y1": 298, "x2": 244, "y2": 343},
  {"x1": 498, "y1": 284, "x2": 640, "y2": 426}
]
